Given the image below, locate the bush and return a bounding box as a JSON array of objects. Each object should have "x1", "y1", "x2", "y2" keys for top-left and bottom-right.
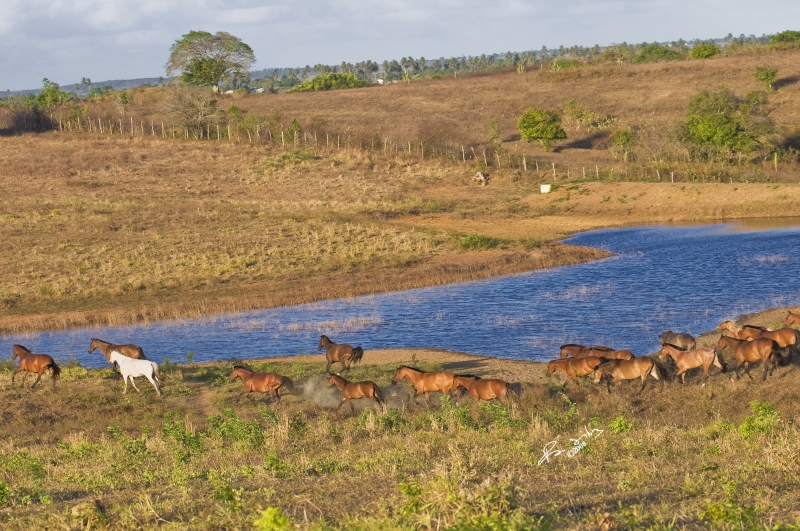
[
  {"x1": 754, "y1": 66, "x2": 778, "y2": 91},
  {"x1": 517, "y1": 108, "x2": 566, "y2": 151},
  {"x1": 738, "y1": 400, "x2": 780, "y2": 439},
  {"x1": 456, "y1": 234, "x2": 500, "y2": 251},
  {"x1": 681, "y1": 88, "x2": 770, "y2": 160},
  {"x1": 253, "y1": 507, "x2": 291, "y2": 531},
  {"x1": 633, "y1": 43, "x2": 684, "y2": 63},
  {"x1": 690, "y1": 43, "x2": 721, "y2": 59},
  {"x1": 288, "y1": 73, "x2": 368, "y2": 92},
  {"x1": 610, "y1": 415, "x2": 634, "y2": 433},
  {"x1": 550, "y1": 59, "x2": 581, "y2": 70},
  {"x1": 769, "y1": 30, "x2": 800, "y2": 45}
]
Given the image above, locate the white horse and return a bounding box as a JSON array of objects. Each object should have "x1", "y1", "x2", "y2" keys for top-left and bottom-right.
[{"x1": 109, "y1": 351, "x2": 162, "y2": 397}]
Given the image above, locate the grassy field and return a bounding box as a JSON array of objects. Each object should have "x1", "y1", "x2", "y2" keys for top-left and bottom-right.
[{"x1": 1, "y1": 307, "x2": 799, "y2": 530}]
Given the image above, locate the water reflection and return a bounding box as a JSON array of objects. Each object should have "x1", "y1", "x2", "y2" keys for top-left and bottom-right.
[{"x1": 4, "y1": 222, "x2": 800, "y2": 368}]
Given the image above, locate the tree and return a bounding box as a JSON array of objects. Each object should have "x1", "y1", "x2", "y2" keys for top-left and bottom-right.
[
  {"x1": 689, "y1": 43, "x2": 721, "y2": 59},
  {"x1": 517, "y1": 108, "x2": 566, "y2": 151},
  {"x1": 36, "y1": 78, "x2": 67, "y2": 108},
  {"x1": 289, "y1": 73, "x2": 368, "y2": 92},
  {"x1": 754, "y1": 66, "x2": 778, "y2": 91},
  {"x1": 166, "y1": 31, "x2": 255, "y2": 92},
  {"x1": 633, "y1": 43, "x2": 684, "y2": 63}
]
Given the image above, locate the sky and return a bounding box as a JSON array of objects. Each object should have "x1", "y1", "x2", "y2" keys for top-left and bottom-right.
[{"x1": 2, "y1": 0, "x2": 799, "y2": 91}]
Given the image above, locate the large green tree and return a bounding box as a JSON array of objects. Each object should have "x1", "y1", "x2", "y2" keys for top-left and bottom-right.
[{"x1": 166, "y1": 31, "x2": 255, "y2": 92}]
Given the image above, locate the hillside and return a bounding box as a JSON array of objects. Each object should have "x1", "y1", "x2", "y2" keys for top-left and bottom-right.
[{"x1": 1, "y1": 50, "x2": 800, "y2": 334}]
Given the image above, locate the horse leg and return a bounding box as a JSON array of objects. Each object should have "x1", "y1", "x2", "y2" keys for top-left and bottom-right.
[
  {"x1": 21, "y1": 371, "x2": 29, "y2": 388},
  {"x1": 325, "y1": 359, "x2": 332, "y2": 374},
  {"x1": 11, "y1": 368, "x2": 21, "y2": 385},
  {"x1": 31, "y1": 369, "x2": 45, "y2": 389},
  {"x1": 122, "y1": 375, "x2": 129, "y2": 394},
  {"x1": 336, "y1": 397, "x2": 346, "y2": 411},
  {"x1": 676, "y1": 369, "x2": 686, "y2": 384},
  {"x1": 638, "y1": 375, "x2": 647, "y2": 394},
  {"x1": 146, "y1": 374, "x2": 161, "y2": 396},
  {"x1": 129, "y1": 376, "x2": 141, "y2": 393},
  {"x1": 743, "y1": 362, "x2": 753, "y2": 380}
]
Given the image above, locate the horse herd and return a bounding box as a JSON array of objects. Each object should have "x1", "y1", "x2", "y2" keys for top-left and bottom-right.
[
  {"x1": 7, "y1": 311, "x2": 800, "y2": 410},
  {"x1": 548, "y1": 311, "x2": 800, "y2": 393}
]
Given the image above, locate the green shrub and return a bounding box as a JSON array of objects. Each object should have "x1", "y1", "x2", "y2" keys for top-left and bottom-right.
[
  {"x1": 681, "y1": 88, "x2": 769, "y2": 159},
  {"x1": 456, "y1": 234, "x2": 500, "y2": 251},
  {"x1": 0, "y1": 481, "x2": 8, "y2": 506},
  {"x1": 754, "y1": 66, "x2": 778, "y2": 91},
  {"x1": 253, "y1": 507, "x2": 291, "y2": 531},
  {"x1": 690, "y1": 43, "x2": 721, "y2": 59},
  {"x1": 517, "y1": 108, "x2": 566, "y2": 151},
  {"x1": 700, "y1": 499, "x2": 757, "y2": 530},
  {"x1": 633, "y1": 43, "x2": 684, "y2": 63},
  {"x1": 288, "y1": 73, "x2": 368, "y2": 92},
  {"x1": 610, "y1": 415, "x2": 634, "y2": 433},
  {"x1": 738, "y1": 400, "x2": 780, "y2": 439},
  {"x1": 208, "y1": 408, "x2": 265, "y2": 447},
  {"x1": 550, "y1": 59, "x2": 581, "y2": 70}
]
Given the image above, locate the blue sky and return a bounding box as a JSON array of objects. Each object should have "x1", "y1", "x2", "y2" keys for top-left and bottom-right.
[{"x1": 2, "y1": 0, "x2": 798, "y2": 91}]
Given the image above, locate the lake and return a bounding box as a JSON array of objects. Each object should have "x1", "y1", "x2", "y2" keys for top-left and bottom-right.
[{"x1": 4, "y1": 220, "x2": 800, "y2": 368}]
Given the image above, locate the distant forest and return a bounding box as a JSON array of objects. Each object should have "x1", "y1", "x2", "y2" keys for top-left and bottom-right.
[{"x1": 5, "y1": 31, "x2": 788, "y2": 97}]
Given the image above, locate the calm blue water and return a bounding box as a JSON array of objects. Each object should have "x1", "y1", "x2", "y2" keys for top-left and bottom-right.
[{"x1": 4, "y1": 223, "x2": 800, "y2": 368}]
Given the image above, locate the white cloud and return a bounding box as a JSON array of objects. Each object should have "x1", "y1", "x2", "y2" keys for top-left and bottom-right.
[{"x1": 2, "y1": 0, "x2": 799, "y2": 90}]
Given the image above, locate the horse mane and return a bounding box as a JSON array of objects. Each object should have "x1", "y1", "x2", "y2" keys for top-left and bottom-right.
[
  {"x1": 560, "y1": 343, "x2": 585, "y2": 349},
  {"x1": 320, "y1": 334, "x2": 332, "y2": 342},
  {"x1": 397, "y1": 365, "x2": 424, "y2": 372},
  {"x1": 456, "y1": 374, "x2": 481, "y2": 379},
  {"x1": 742, "y1": 324, "x2": 767, "y2": 331},
  {"x1": 662, "y1": 343, "x2": 685, "y2": 350},
  {"x1": 232, "y1": 365, "x2": 253, "y2": 371},
  {"x1": 13, "y1": 344, "x2": 31, "y2": 352}
]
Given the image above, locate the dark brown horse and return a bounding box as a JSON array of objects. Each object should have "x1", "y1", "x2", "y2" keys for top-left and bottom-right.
[
  {"x1": 659, "y1": 344, "x2": 725, "y2": 386},
  {"x1": 716, "y1": 336, "x2": 778, "y2": 381},
  {"x1": 547, "y1": 357, "x2": 603, "y2": 388},
  {"x1": 658, "y1": 331, "x2": 696, "y2": 351},
  {"x1": 593, "y1": 357, "x2": 661, "y2": 393},
  {"x1": 88, "y1": 338, "x2": 146, "y2": 360},
  {"x1": 391, "y1": 366, "x2": 456, "y2": 405},
  {"x1": 785, "y1": 310, "x2": 800, "y2": 328},
  {"x1": 318, "y1": 335, "x2": 364, "y2": 374},
  {"x1": 452, "y1": 375, "x2": 516, "y2": 403},
  {"x1": 12, "y1": 345, "x2": 61, "y2": 389},
  {"x1": 229, "y1": 366, "x2": 295, "y2": 403},
  {"x1": 327, "y1": 374, "x2": 385, "y2": 413}
]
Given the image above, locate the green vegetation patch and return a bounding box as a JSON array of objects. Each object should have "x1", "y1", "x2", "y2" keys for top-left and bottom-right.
[
  {"x1": 633, "y1": 43, "x2": 684, "y2": 63},
  {"x1": 289, "y1": 73, "x2": 369, "y2": 92},
  {"x1": 455, "y1": 233, "x2": 501, "y2": 251}
]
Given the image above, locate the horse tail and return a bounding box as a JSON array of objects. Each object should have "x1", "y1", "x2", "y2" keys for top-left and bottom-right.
[
  {"x1": 151, "y1": 362, "x2": 160, "y2": 383},
  {"x1": 374, "y1": 385, "x2": 386, "y2": 405},
  {"x1": 714, "y1": 350, "x2": 727, "y2": 373},
  {"x1": 651, "y1": 358, "x2": 670, "y2": 382},
  {"x1": 506, "y1": 382, "x2": 519, "y2": 397},
  {"x1": 352, "y1": 347, "x2": 364, "y2": 365},
  {"x1": 50, "y1": 361, "x2": 62, "y2": 381},
  {"x1": 137, "y1": 346, "x2": 147, "y2": 360},
  {"x1": 282, "y1": 377, "x2": 296, "y2": 394}
]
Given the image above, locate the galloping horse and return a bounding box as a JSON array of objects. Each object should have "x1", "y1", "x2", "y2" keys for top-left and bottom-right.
[
  {"x1": 327, "y1": 374, "x2": 385, "y2": 413},
  {"x1": 547, "y1": 357, "x2": 602, "y2": 388},
  {"x1": 593, "y1": 357, "x2": 661, "y2": 393},
  {"x1": 785, "y1": 310, "x2": 800, "y2": 328},
  {"x1": 391, "y1": 366, "x2": 456, "y2": 406},
  {"x1": 716, "y1": 336, "x2": 778, "y2": 381},
  {"x1": 658, "y1": 331, "x2": 696, "y2": 351},
  {"x1": 318, "y1": 335, "x2": 364, "y2": 374},
  {"x1": 756, "y1": 328, "x2": 800, "y2": 362},
  {"x1": 452, "y1": 375, "x2": 516, "y2": 403},
  {"x1": 229, "y1": 366, "x2": 295, "y2": 403},
  {"x1": 716, "y1": 321, "x2": 769, "y2": 340},
  {"x1": 88, "y1": 338, "x2": 146, "y2": 360},
  {"x1": 559, "y1": 344, "x2": 612, "y2": 358},
  {"x1": 109, "y1": 351, "x2": 161, "y2": 396},
  {"x1": 11, "y1": 345, "x2": 61, "y2": 389},
  {"x1": 659, "y1": 344, "x2": 725, "y2": 386}
]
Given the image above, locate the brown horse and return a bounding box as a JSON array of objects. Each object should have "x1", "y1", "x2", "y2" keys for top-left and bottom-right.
[
  {"x1": 593, "y1": 357, "x2": 661, "y2": 393},
  {"x1": 716, "y1": 321, "x2": 769, "y2": 340},
  {"x1": 11, "y1": 345, "x2": 62, "y2": 389},
  {"x1": 658, "y1": 331, "x2": 696, "y2": 351},
  {"x1": 452, "y1": 375, "x2": 516, "y2": 403},
  {"x1": 391, "y1": 366, "x2": 456, "y2": 406},
  {"x1": 229, "y1": 366, "x2": 295, "y2": 403},
  {"x1": 547, "y1": 357, "x2": 603, "y2": 388},
  {"x1": 318, "y1": 335, "x2": 364, "y2": 374},
  {"x1": 659, "y1": 344, "x2": 725, "y2": 386},
  {"x1": 785, "y1": 310, "x2": 800, "y2": 327},
  {"x1": 88, "y1": 338, "x2": 146, "y2": 360},
  {"x1": 716, "y1": 336, "x2": 778, "y2": 380},
  {"x1": 327, "y1": 374, "x2": 385, "y2": 413},
  {"x1": 559, "y1": 344, "x2": 615, "y2": 359}
]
